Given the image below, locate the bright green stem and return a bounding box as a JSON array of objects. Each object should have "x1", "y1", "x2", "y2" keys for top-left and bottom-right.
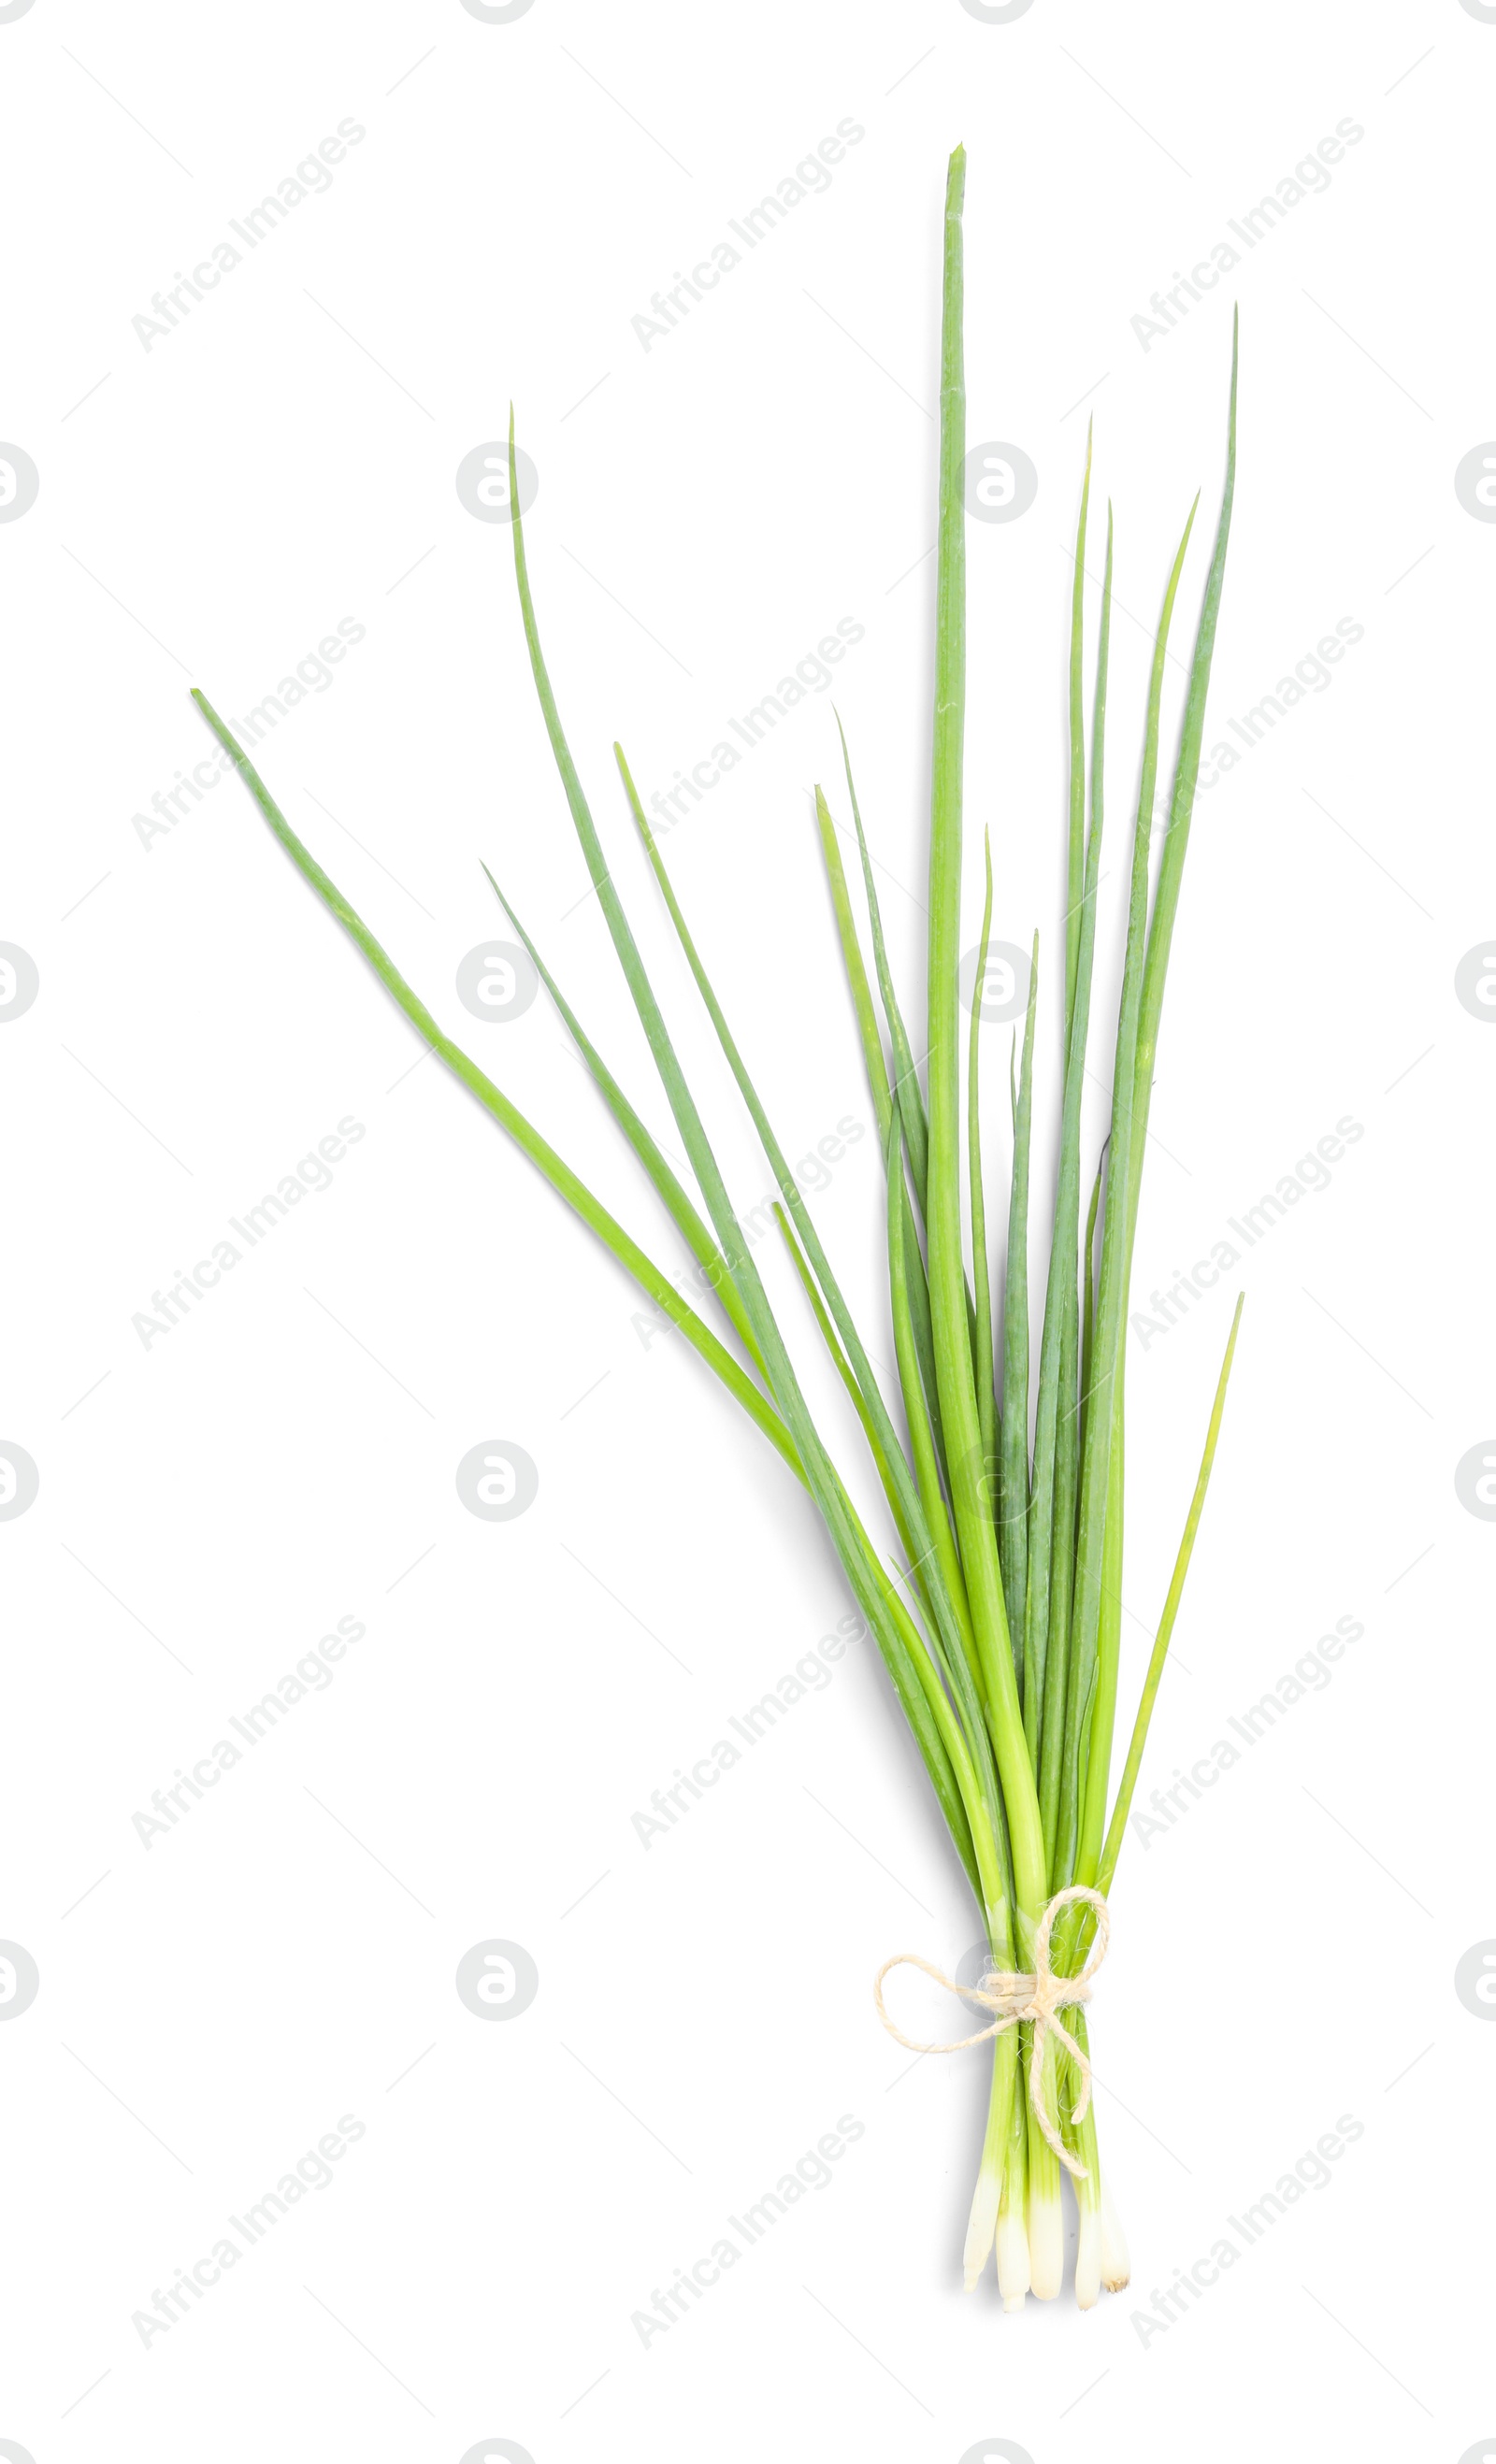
[
  {"x1": 611, "y1": 725, "x2": 1006, "y2": 1861},
  {"x1": 1021, "y1": 452, "x2": 1095, "y2": 1746},
  {"x1": 482, "y1": 865, "x2": 770, "y2": 1386},
  {"x1": 1072, "y1": 1403, "x2": 1125, "y2": 1889},
  {"x1": 851, "y1": 1471, "x2": 1014, "y2": 1929},
  {"x1": 772, "y1": 1203, "x2": 922, "y2": 1578},
  {"x1": 925, "y1": 146, "x2": 1046, "y2": 1937},
  {"x1": 1078, "y1": 1140, "x2": 1106, "y2": 1460},
  {"x1": 1038, "y1": 1273, "x2": 1079, "y2": 1875},
  {"x1": 620, "y1": 748, "x2": 986, "y2": 1730},
  {"x1": 1125, "y1": 318, "x2": 1239, "y2": 1247},
  {"x1": 1060, "y1": 501, "x2": 1199, "y2": 1899},
  {"x1": 1026, "y1": 507, "x2": 1111, "y2": 1852},
  {"x1": 1098, "y1": 1295, "x2": 1244, "y2": 1894},
  {"x1": 838, "y1": 716, "x2": 932, "y2": 1222},
  {"x1": 885, "y1": 1113, "x2": 980, "y2": 1681},
  {"x1": 1066, "y1": 337, "x2": 1237, "y2": 1906},
  {"x1": 969, "y1": 833, "x2": 998, "y2": 1483},
  {"x1": 1004, "y1": 931, "x2": 1040, "y2": 1712},
  {"x1": 812, "y1": 785, "x2": 951, "y2": 1474},
  {"x1": 813, "y1": 781, "x2": 889, "y2": 1133},
  {"x1": 200, "y1": 605, "x2": 985, "y2": 1937},
  {"x1": 190, "y1": 693, "x2": 803, "y2": 1483},
  {"x1": 1060, "y1": 2008, "x2": 1102, "y2": 2205},
  {"x1": 505, "y1": 422, "x2": 1007, "y2": 1899},
  {"x1": 844, "y1": 1503, "x2": 989, "y2": 1906},
  {"x1": 1051, "y1": 507, "x2": 1115, "y2": 1893},
  {"x1": 836, "y1": 733, "x2": 984, "y2": 1399},
  {"x1": 1064, "y1": 422, "x2": 1093, "y2": 1035}
]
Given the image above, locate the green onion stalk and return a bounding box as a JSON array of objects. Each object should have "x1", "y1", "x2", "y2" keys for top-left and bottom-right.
[{"x1": 194, "y1": 144, "x2": 1241, "y2": 2309}]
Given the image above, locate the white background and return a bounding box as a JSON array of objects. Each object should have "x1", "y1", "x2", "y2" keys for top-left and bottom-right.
[{"x1": 1, "y1": 1, "x2": 1490, "y2": 2458}]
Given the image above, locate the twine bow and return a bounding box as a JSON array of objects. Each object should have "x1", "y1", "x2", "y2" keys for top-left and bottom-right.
[{"x1": 873, "y1": 1884, "x2": 1111, "y2": 2180}]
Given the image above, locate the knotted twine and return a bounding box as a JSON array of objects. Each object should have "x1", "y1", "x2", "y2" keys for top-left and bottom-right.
[{"x1": 873, "y1": 1884, "x2": 1110, "y2": 2181}]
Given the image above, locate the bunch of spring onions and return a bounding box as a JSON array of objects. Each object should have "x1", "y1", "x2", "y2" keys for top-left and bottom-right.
[{"x1": 194, "y1": 144, "x2": 1241, "y2": 2310}]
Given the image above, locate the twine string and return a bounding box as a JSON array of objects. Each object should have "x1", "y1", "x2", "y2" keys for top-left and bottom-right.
[{"x1": 872, "y1": 1884, "x2": 1111, "y2": 2181}]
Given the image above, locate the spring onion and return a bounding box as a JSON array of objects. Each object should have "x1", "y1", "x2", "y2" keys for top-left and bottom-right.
[{"x1": 194, "y1": 143, "x2": 1242, "y2": 2310}]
